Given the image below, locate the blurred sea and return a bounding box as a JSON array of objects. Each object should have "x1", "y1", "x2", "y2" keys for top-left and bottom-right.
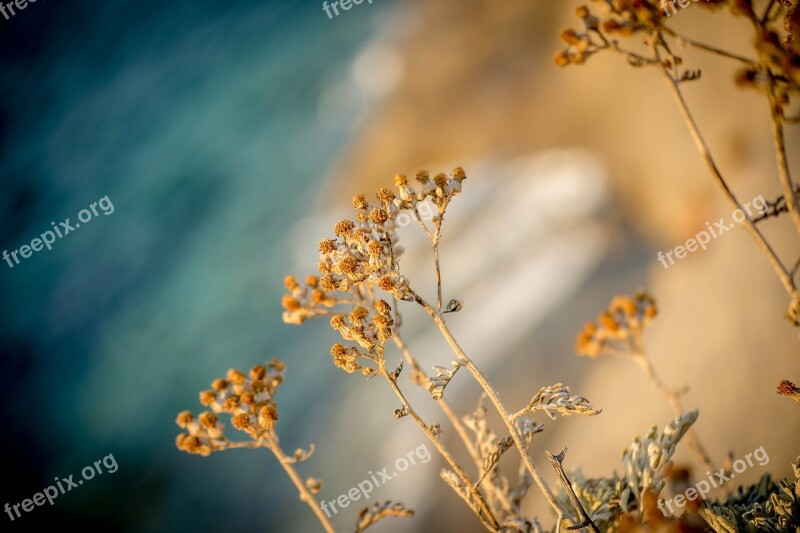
[{"x1": 0, "y1": 1, "x2": 388, "y2": 531}]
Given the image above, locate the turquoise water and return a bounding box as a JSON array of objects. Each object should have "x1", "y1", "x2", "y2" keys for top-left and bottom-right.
[{"x1": 0, "y1": 1, "x2": 380, "y2": 530}]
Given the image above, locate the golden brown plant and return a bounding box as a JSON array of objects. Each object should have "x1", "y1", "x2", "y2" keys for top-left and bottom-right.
[
  {"x1": 575, "y1": 293, "x2": 716, "y2": 473},
  {"x1": 282, "y1": 168, "x2": 607, "y2": 532},
  {"x1": 175, "y1": 360, "x2": 414, "y2": 532},
  {"x1": 558, "y1": 0, "x2": 800, "y2": 330}
]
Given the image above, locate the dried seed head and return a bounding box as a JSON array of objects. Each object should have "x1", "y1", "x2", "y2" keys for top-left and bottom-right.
[
  {"x1": 378, "y1": 276, "x2": 396, "y2": 291},
  {"x1": 305, "y1": 275, "x2": 319, "y2": 288},
  {"x1": 239, "y1": 392, "x2": 255, "y2": 405},
  {"x1": 369, "y1": 208, "x2": 389, "y2": 224},
  {"x1": 319, "y1": 239, "x2": 337, "y2": 254},
  {"x1": 231, "y1": 413, "x2": 251, "y2": 431},
  {"x1": 175, "y1": 411, "x2": 193, "y2": 428},
  {"x1": 330, "y1": 314, "x2": 346, "y2": 330},
  {"x1": 222, "y1": 396, "x2": 240, "y2": 411},
  {"x1": 377, "y1": 188, "x2": 395, "y2": 204},
  {"x1": 282, "y1": 295, "x2": 301, "y2": 311},
  {"x1": 554, "y1": 51, "x2": 571, "y2": 67},
  {"x1": 561, "y1": 28, "x2": 581, "y2": 45},
  {"x1": 319, "y1": 274, "x2": 336, "y2": 291},
  {"x1": 334, "y1": 219, "x2": 355, "y2": 236},
  {"x1": 310, "y1": 289, "x2": 326, "y2": 304},
  {"x1": 259, "y1": 404, "x2": 278, "y2": 429},
  {"x1": 599, "y1": 311, "x2": 620, "y2": 333},
  {"x1": 350, "y1": 306, "x2": 370, "y2": 321},
  {"x1": 375, "y1": 299, "x2": 392, "y2": 315},
  {"x1": 227, "y1": 369, "x2": 247, "y2": 384},
  {"x1": 198, "y1": 412, "x2": 218, "y2": 429},
  {"x1": 211, "y1": 378, "x2": 228, "y2": 391},
  {"x1": 367, "y1": 240, "x2": 383, "y2": 257},
  {"x1": 199, "y1": 390, "x2": 216, "y2": 406},
  {"x1": 250, "y1": 365, "x2": 267, "y2": 380},
  {"x1": 415, "y1": 170, "x2": 430, "y2": 183},
  {"x1": 339, "y1": 256, "x2": 358, "y2": 274},
  {"x1": 353, "y1": 194, "x2": 368, "y2": 209},
  {"x1": 394, "y1": 173, "x2": 408, "y2": 187},
  {"x1": 777, "y1": 380, "x2": 800, "y2": 403},
  {"x1": 283, "y1": 275, "x2": 299, "y2": 291}
]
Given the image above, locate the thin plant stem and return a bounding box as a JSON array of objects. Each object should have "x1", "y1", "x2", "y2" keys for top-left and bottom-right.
[
  {"x1": 630, "y1": 349, "x2": 715, "y2": 473},
  {"x1": 763, "y1": 68, "x2": 800, "y2": 237},
  {"x1": 378, "y1": 366, "x2": 500, "y2": 531},
  {"x1": 433, "y1": 205, "x2": 445, "y2": 313},
  {"x1": 603, "y1": 331, "x2": 716, "y2": 472},
  {"x1": 433, "y1": 239, "x2": 443, "y2": 312},
  {"x1": 263, "y1": 433, "x2": 336, "y2": 533},
  {"x1": 743, "y1": 10, "x2": 800, "y2": 237},
  {"x1": 391, "y1": 332, "x2": 483, "y2": 471},
  {"x1": 652, "y1": 38, "x2": 796, "y2": 296},
  {"x1": 660, "y1": 26, "x2": 759, "y2": 67},
  {"x1": 224, "y1": 441, "x2": 264, "y2": 450},
  {"x1": 411, "y1": 204, "x2": 444, "y2": 311},
  {"x1": 546, "y1": 449, "x2": 600, "y2": 533},
  {"x1": 412, "y1": 291, "x2": 576, "y2": 523}
]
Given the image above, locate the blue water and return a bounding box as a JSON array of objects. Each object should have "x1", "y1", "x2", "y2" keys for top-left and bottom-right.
[{"x1": 0, "y1": 1, "x2": 381, "y2": 530}]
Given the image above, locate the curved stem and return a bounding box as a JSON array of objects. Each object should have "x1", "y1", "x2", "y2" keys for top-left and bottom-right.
[
  {"x1": 263, "y1": 433, "x2": 336, "y2": 533},
  {"x1": 654, "y1": 42, "x2": 795, "y2": 296},
  {"x1": 632, "y1": 353, "x2": 715, "y2": 473}
]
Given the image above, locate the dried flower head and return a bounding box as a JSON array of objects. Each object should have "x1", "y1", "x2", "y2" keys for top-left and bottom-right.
[
  {"x1": 576, "y1": 292, "x2": 657, "y2": 357},
  {"x1": 778, "y1": 379, "x2": 800, "y2": 403}
]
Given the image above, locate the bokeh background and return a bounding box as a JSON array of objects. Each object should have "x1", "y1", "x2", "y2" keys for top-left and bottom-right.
[{"x1": 1, "y1": 0, "x2": 798, "y2": 532}]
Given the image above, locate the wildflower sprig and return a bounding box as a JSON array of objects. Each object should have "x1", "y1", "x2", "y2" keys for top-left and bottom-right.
[
  {"x1": 281, "y1": 168, "x2": 606, "y2": 531},
  {"x1": 558, "y1": 1, "x2": 800, "y2": 328},
  {"x1": 778, "y1": 379, "x2": 800, "y2": 403},
  {"x1": 176, "y1": 360, "x2": 339, "y2": 533},
  {"x1": 576, "y1": 293, "x2": 716, "y2": 474}
]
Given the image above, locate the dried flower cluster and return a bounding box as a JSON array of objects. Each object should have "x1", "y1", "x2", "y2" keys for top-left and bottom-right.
[
  {"x1": 281, "y1": 274, "x2": 338, "y2": 325},
  {"x1": 778, "y1": 379, "x2": 800, "y2": 403},
  {"x1": 576, "y1": 293, "x2": 657, "y2": 357},
  {"x1": 307, "y1": 168, "x2": 466, "y2": 302},
  {"x1": 329, "y1": 301, "x2": 394, "y2": 375},
  {"x1": 176, "y1": 361, "x2": 285, "y2": 456}
]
